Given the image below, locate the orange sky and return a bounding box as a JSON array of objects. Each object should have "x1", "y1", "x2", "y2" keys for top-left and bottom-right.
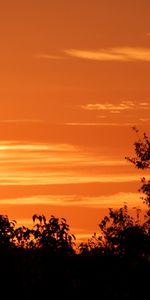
[{"x1": 0, "y1": 0, "x2": 150, "y2": 241}]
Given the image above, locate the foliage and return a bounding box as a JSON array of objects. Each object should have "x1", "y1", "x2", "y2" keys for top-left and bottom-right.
[
  {"x1": 79, "y1": 205, "x2": 149, "y2": 259},
  {"x1": 125, "y1": 127, "x2": 150, "y2": 207},
  {"x1": 0, "y1": 214, "x2": 76, "y2": 254},
  {"x1": 0, "y1": 214, "x2": 16, "y2": 250},
  {"x1": 125, "y1": 128, "x2": 150, "y2": 248},
  {"x1": 31, "y1": 214, "x2": 76, "y2": 254},
  {"x1": 126, "y1": 128, "x2": 150, "y2": 170},
  {"x1": 99, "y1": 205, "x2": 148, "y2": 258},
  {"x1": 14, "y1": 225, "x2": 34, "y2": 249},
  {"x1": 79, "y1": 129, "x2": 150, "y2": 258},
  {"x1": 79, "y1": 232, "x2": 103, "y2": 256}
]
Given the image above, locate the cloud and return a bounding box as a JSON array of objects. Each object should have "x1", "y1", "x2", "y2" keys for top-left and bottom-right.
[
  {"x1": 0, "y1": 140, "x2": 141, "y2": 188},
  {"x1": 66, "y1": 47, "x2": 150, "y2": 62},
  {"x1": 139, "y1": 102, "x2": 149, "y2": 107},
  {"x1": 81, "y1": 101, "x2": 150, "y2": 115},
  {"x1": 81, "y1": 101, "x2": 135, "y2": 113},
  {"x1": 64, "y1": 47, "x2": 150, "y2": 62},
  {"x1": 63, "y1": 192, "x2": 142, "y2": 208},
  {"x1": 0, "y1": 172, "x2": 140, "y2": 186},
  {"x1": 0, "y1": 141, "x2": 76, "y2": 152},
  {"x1": 0, "y1": 192, "x2": 142, "y2": 208},
  {"x1": 35, "y1": 48, "x2": 150, "y2": 62},
  {"x1": 66, "y1": 122, "x2": 135, "y2": 127},
  {"x1": 139, "y1": 118, "x2": 150, "y2": 122},
  {"x1": 0, "y1": 141, "x2": 128, "y2": 166}
]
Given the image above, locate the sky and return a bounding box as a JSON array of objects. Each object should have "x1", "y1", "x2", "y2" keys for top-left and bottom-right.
[{"x1": 0, "y1": 0, "x2": 150, "y2": 241}]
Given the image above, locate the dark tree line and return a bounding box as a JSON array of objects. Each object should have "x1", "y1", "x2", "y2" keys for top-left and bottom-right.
[{"x1": 0, "y1": 204, "x2": 149, "y2": 259}]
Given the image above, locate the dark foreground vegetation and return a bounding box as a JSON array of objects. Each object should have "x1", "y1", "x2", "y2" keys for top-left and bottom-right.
[{"x1": 0, "y1": 129, "x2": 150, "y2": 299}]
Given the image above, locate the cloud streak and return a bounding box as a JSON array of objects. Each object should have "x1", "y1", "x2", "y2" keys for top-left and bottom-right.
[
  {"x1": 81, "y1": 101, "x2": 135, "y2": 113},
  {"x1": 80, "y1": 101, "x2": 150, "y2": 117},
  {"x1": 0, "y1": 141, "x2": 76, "y2": 152},
  {"x1": 0, "y1": 192, "x2": 142, "y2": 208},
  {"x1": 0, "y1": 173, "x2": 140, "y2": 186},
  {"x1": 66, "y1": 122, "x2": 135, "y2": 127},
  {"x1": 64, "y1": 47, "x2": 150, "y2": 62},
  {"x1": 0, "y1": 140, "x2": 139, "y2": 186}
]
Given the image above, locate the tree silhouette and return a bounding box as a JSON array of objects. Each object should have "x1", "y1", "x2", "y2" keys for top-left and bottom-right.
[
  {"x1": 125, "y1": 128, "x2": 150, "y2": 207},
  {"x1": 31, "y1": 214, "x2": 76, "y2": 254},
  {"x1": 79, "y1": 130, "x2": 150, "y2": 259},
  {"x1": 0, "y1": 214, "x2": 16, "y2": 250},
  {"x1": 79, "y1": 205, "x2": 148, "y2": 259},
  {"x1": 125, "y1": 128, "x2": 150, "y2": 253},
  {"x1": 15, "y1": 225, "x2": 34, "y2": 249},
  {"x1": 99, "y1": 205, "x2": 148, "y2": 259},
  {"x1": 79, "y1": 232, "x2": 103, "y2": 256}
]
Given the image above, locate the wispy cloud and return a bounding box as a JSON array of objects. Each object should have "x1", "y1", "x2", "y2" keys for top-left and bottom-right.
[
  {"x1": 139, "y1": 118, "x2": 150, "y2": 122},
  {"x1": 0, "y1": 192, "x2": 142, "y2": 208},
  {"x1": 0, "y1": 140, "x2": 140, "y2": 187},
  {"x1": 80, "y1": 101, "x2": 150, "y2": 115},
  {"x1": 0, "y1": 173, "x2": 140, "y2": 186},
  {"x1": 63, "y1": 192, "x2": 142, "y2": 208},
  {"x1": 64, "y1": 47, "x2": 150, "y2": 62},
  {"x1": 0, "y1": 141, "x2": 76, "y2": 152},
  {"x1": 139, "y1": 102, "x2": 149, "y2": 106},
  {"x1": 66, "y1": 122, "x2": 135, "y2": 127},
  {"x1": 81, "y1": 101, "x2": 135, "y2": 113}
]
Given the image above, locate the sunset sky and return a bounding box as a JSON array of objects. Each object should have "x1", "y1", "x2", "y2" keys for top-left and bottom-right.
[{"x1": 0, "y1": 0, "x2": 150, "y2": 241}]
